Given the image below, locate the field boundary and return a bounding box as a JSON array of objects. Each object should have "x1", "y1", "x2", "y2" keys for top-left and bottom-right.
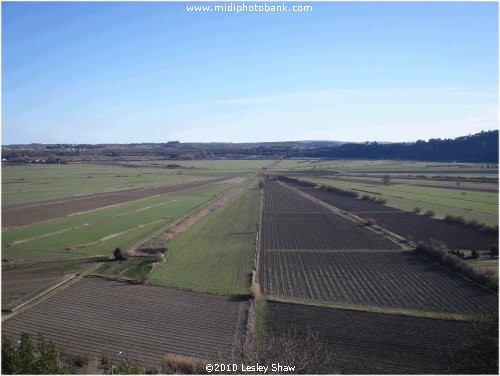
[
  {"x1": 2, "y1": 256, "x2": 107, "y2": 270},
  {"x1": 263, "y1": 248, "x2": 408, "y2": 253},
  {"x1": 134, "y1": 178, "x2": 254, "y2": 254},
  {"x1": 2, "y1": 263, "x2": 101, "y2": 321},
  {"x1": 252, "y1": 184, "x2": 264, "y2": 285},
  {"x1": 265, "y1": 296, "x2": 472, "y2": 321}
]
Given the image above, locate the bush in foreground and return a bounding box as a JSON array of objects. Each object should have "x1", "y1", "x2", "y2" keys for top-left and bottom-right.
[{"x1": 2, "y1": 333, "x2": 75, "y2": 374}]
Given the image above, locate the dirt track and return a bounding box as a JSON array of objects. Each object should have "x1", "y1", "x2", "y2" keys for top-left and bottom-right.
[{"x1": 2, "y1": 178, "x2": 228, "y2": 228}]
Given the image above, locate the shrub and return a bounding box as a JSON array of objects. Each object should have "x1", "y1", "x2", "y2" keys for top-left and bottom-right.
[
  {"x1": 113, "y1": 248, "x2": 127, "y2": 261},
  {"x1": 467, "y1": 219, "x2": 480, "y2": 228},
  {"x1": 359, "y1": 195, "x2": 386, "y2": 204},
  {"x1": 2, "y1": 333, "x2": 75, "y2": 374},
  {"x1": 361, "y1": 218, "x2": 376, "y2": 226},
  {"x1": 471, "y1": 249, "x2": 480, "y2": 259},
  {"x1": 443, "y1": 215, "x2": 498, "y2": 234},
  {"x1": 423, "y1": 210, "x2": 435, "y2": 217},
  {"x1": 444, "y1": 215, "x2": 466, "y2": 225},
  {"x1": 249, "y1": 282, "x2": 261, "y2": 299},
  {"x1": 113, "y1": 358, "x2": 145, "y2": 374},
  {"x1": 413, "y1": 207, "x2": 422, "y2": 213},
  {"x1": 415, "y1": 240, "x2": 497, "y2": 291}
]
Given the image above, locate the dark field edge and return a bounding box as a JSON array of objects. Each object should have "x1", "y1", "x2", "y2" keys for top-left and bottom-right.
[
  {"x1": 264, "y1": 295, "x2": 470, "y2": 321},
  {"x1": 263, "y1": 299, "x2": 492, "y2": 374}
]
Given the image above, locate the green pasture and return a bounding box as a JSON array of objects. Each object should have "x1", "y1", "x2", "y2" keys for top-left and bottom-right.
[
  {"x1": 149, "y1": 186, "x2": 261, "y2": 295},
  {"x1": 142, "y1": 159, "x2": 275, "y2": 170},
  {"x1": 300, "y1": 177, "x2": 498, "y2": 226},
  {"x1": 336, "y1": 175, "x2": 498, "y2": 191},
  {"x1": 2, "y1": 183, "x2": 232, "y2": 262},
  {"x1": 273, "y1": 159, "x2": 498, "y2": 176},
  {"x1": 1, "y1": 164, "x2": 214, "y2": 205}
]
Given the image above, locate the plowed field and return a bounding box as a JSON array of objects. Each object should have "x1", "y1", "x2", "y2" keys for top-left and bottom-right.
[
  {"x1": 2, "y1": 277, "x2": 248, "y2": 370},
  {"x1": 265, "y1": 301, "x2": 475, "y2": 374},
  {"x1": 262, "y1": 180, "x2": 400, "y2": 250},
  {"x1": 260, "y1": 250, "x2": 497, "y2": 315},
  {"x1": 295, "y1": 185, "x2": 497, "y2": 250},
  {"x1": 261, "y1": 213, "x2": 400, "y2": 250}
]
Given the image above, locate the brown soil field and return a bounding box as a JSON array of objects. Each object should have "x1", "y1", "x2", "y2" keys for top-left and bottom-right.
[
  {"x1": 2, "y1": 276, "x2": 249, "y2": 370},
  {"x1": 365, "y1": 211, "x2": 498, "y2": 250},
  {"x1": 262, "y1": 213, "x2": 400, "y2": 250},
  {"x1": 262, "y1": 180, "x2": 400, "y2": 250},
  {"x1": 296, "y1": 186, "x2": 497, "y2": 250},
  {"x1": 2, "y1": 178, "x2": 227, "y2": 228},
  {"x1": 2, "y1": 261, "x2": 94, "y2": 309},
  {"x1": 265, "y1": 301, "x2": 477, "y2": 374},
  {"x1": 260, "y1": 250, "x2": 498, "y2": 315},
  {"x1": 264, "y1": 180, "x2": 330, "y2": 213},
  {"x1": 296, "y1": 185, "x2": 401, "y2": 212}
]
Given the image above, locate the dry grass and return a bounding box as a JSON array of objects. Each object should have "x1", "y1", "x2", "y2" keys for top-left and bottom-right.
[
  {"x1": 163, "y1": 354, "x2": 208, "y2": 374},
  {"x1": 249, "y1": 282, "x2": 261, "y2": 299}
]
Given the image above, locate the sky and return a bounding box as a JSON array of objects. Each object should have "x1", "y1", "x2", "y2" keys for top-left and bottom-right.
[{"x1": 2, "y1": 1, "x2": 498, "y2": 144}]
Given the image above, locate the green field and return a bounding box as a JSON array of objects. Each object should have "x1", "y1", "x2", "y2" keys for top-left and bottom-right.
[
  {"x1": 149, "y1": 184, "x2": 261, "y2": 295},
  {"x1": 2, "y1": 160, "x2": 275, "y2": 206},
  {"x1": 272, "y1": 159, "x2": 499, "y2": 177},
  {"x1": 2, "y1": 183, "x2": 232, "y2": 262},
  {"x1": 94, "y1": 257, "x2": 155, "y2": 280},
  {"x1": 1, "y1": 164, "x2": 213, "y2": 205},
  {"x1": 294, "y1": 177, "x2": 498, "y2": 226}
]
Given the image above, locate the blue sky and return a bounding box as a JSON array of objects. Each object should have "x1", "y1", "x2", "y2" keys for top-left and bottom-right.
[{"x1": 2, "y1": 1, "x2": 498, "y2": 144}]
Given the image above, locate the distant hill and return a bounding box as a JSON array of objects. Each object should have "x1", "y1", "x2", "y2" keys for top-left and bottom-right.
[
  {"x1": 2, "y1": 130, "x2": 498, "y2": 163},
  {"x1": 309, "y1": 130, "x2": 499, "y2": 163}
]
